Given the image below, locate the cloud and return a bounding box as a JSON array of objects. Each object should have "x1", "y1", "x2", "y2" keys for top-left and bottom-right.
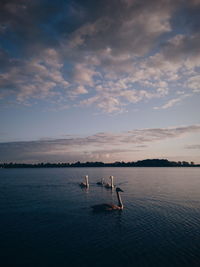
[
  {"x1": 69, "y1": 85, "x2": 88, "y2": 99},
  {"x1": 0, "y1": 48, "x2": 69, "y2": 102},
  {"x1": 160, "y1": 34, "x2": 200, "y2": 69},
  {"x1": 0, "y1": 0, "x2": 200, "y2": 112},
  {"x1": 73, "y1": 63, "x2": 99, "y2": 86},
  {"x1": 154, "y1": 98, "x2": 182, "y2": 110},
  {"x1": 187, "y1": 75, "x2": 200, "y2": 92},
  {"x1": 1, "y1": 124, "x2": 200, "y2": 162},
  {"x1": 66, "y1": 0, "x2": 172, "y2": 56},
  {"x1": 153, "y1": 93, "x2": 191, "y2": 109},
  {"x1": 185, "y1": 144, "x2": 200, "y2": 150},
  {"x1": 75, "y1": 30, "x2": 200, "y2": 112}
]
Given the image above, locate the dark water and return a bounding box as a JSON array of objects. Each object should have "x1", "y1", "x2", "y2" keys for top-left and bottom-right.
[{"x1": 0, "y1": 167, "x2": 200, "y2": 267}]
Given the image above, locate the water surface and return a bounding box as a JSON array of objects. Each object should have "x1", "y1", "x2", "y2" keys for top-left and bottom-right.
[{"x1": 0, "y1": 167, "x2": 200, "y2": 267}]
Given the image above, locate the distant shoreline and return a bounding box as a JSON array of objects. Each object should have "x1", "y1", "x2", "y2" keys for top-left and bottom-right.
[{"x1": 1, "y1": 159, "x2": 199, "y2": 168}]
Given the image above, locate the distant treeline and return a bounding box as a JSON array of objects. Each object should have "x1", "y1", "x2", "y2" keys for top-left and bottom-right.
[{"x1": 0, "y1": 159, "x2": 199, "y2": 168}]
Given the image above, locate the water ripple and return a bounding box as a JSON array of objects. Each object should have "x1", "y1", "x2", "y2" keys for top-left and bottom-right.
[{"x1": 1, "y1": 167, "x2": 200, "y2": 266}]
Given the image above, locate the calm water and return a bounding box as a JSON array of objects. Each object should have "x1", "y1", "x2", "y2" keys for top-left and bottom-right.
[{"x1": 0, "y1": 167, "x2": 200, "y2": 267}]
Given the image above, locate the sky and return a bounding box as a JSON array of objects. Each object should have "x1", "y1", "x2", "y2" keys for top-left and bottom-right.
[{"x1": 0, "y1": 0, "x2": 200, "y2": 163}]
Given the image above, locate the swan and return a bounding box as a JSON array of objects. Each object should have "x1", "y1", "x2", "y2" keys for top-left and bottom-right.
[
  {"x1": 91, "y1": 187, "x2": 124, "y2": 211},
  {"x1": 96, "y1": 178, "x2": 105, "y2": 185},
  {"x1": 104, "y1": 176, "x2": 115, "y2": 189},
  {"x1": 80, "y1": 175, "x2": 89, "y2": 188}
]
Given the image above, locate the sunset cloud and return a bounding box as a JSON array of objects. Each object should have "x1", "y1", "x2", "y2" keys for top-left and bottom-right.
[{"x1": 1, "y1": 125, "x2": 200, "y2": 163}]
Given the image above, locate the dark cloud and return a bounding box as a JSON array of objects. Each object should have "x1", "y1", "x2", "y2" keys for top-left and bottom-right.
[
  {"x1": 0, "y1": 0, "x2": 200, "y2": 111},
  {"x1": 171, "y1": 0, "x2": 200, "y2": 33},
  {"x1": 160, "y1": 33, "x2": 200, "y2": 64},
  {"x1": 0, "y1": 0, "x2": 180, "y2": 56},
  {"x1": 0, "y1": 48, "x2": 10, "y2": 70},
  {"x1": 0, "y1": 0, "x2": 84, "y2": 56},
  {"x1": 64, "y1": 0, "x2": 176, "y2": 57}
]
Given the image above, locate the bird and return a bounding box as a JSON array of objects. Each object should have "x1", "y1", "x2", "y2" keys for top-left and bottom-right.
[
  {"x1": 96, "y1": 178, "x2": 105, "y2": 186},
  {"x1": 91, "y1": 187, "x2": 124, "y2": 212},
  {"x1": 104, "y1": 176, "x2": 115, "y2": 189},
  {"x1": 80, "y1": 175, "x2": 89, "y2": 188}
]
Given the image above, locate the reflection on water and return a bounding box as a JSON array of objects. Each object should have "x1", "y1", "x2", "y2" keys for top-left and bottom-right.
[{"x1": 0, "y1": 167, "x2": 200, "y2": 267}]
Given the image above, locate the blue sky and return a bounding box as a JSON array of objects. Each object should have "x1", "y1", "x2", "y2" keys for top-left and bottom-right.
[{"x1": 0, "y1": 0, "x2": 200, "y2": 163}]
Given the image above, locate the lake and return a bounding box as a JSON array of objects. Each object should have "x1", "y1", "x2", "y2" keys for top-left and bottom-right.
[{"x1": 0, "y1": 167, "x2": 200, "y2": 267}]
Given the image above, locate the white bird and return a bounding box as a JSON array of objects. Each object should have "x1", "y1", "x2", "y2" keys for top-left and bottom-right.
[
  {"x1": 96, "y1": 178, "x2": 105, "y2": 186},
  {"x1": 104, "y1": 176, "x2": 115, "y2": 189},
  {"x1": 80, "y1": 175, "x2": 89, "y2": 188},
  {"x1": 91, "y1": 187, "x2": 124, "y2": 211}
]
